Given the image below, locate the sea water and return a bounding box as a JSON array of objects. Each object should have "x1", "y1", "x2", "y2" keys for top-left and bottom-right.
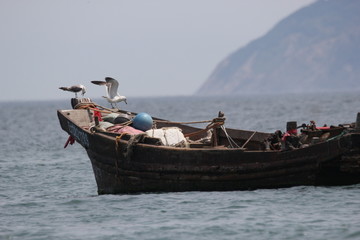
[{"x1": 1, "y1": 92, "x2": 360, "y2": 240}]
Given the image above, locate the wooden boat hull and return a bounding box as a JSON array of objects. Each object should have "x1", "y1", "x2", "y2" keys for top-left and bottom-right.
[
  {"x1": 58, "y1": 109, "x2": 360, "y2": 194},
  {"x1": 86, "y1": 135, "x2": 360, "y2": 194}
]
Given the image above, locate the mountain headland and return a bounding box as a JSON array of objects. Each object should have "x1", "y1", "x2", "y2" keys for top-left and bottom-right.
[{"x1": 197, "y1": 0, "x2": 360, "y2": 95}]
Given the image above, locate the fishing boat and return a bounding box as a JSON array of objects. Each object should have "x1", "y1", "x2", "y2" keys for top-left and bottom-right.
[{"x1": 57, "y1": 98, "x2": 360, "y2": 194}]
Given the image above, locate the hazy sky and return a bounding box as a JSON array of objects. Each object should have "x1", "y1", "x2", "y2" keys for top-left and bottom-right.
[{"x1": 0, "y1": 0, "x2": 315, "y2": 101}]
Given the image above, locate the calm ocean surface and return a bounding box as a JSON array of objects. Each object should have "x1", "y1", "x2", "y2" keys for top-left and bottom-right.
[{"x1": 1, "y1": 92, "x2": 360, "y2": 240}]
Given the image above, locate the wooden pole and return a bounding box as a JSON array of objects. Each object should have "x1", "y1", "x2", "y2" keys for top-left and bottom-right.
[
  {"x1": 356, "y1": 112, "x2": 360, "y2": 130},
  {"x1": 241, "y1": 131, "x2": 257, "y2": 148}
]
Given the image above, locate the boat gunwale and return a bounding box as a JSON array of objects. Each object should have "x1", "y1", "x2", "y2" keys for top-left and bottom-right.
[
  {"x1": 58, "y1": 109, "x2": 272, "y2": 152},
  {"x1": 57, "y1": 109, "x2": 349, "y2": 154}
]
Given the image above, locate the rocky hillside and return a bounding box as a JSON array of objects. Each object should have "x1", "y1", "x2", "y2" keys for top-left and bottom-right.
[{"x1": 197, "y1": 0, "x2": 360, "y2": 95}]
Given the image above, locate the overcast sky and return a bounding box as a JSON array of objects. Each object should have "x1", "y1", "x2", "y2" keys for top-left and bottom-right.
[{"x1": 0, "y1": 0, "x2": 315, "y2": 101}]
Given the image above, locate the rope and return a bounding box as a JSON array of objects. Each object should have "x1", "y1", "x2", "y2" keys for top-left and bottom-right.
[
  {"x1": 114, "y1": 135, "x2": 124, "y2": 176},
  {"x1": 184, "y1": 128, "x2": 209, "y2": 138},
  {"x1": 76, "y1": 102, "x2": 125, "y2": 114},
  {"x1": 155, "y1": 119, "x2": 212, "y2": 125},
  {"x1": 75, "y1": 103, "x2": 133, "y2": 130},
  {"x1": 326, "y1": 130, "x2": 347, "y2": 142},
  {"x1": 74, "y1": 103, "x2": 96, "y2": 110},
  {"x1": 220, "y1": 125, "x2": 240, "y2": 148},
  {"x1": 76, "y1": 103, "x2": 214, "y2": 126},
  {"x1": 184, "y1": 119, "x2": 225, "y2": 145},
  {"x1": 118, "y1": 120, "x2": 133, "y2": 127},
  {"x1": 94, "y1": 104, "x2": 122, "y2": 113},
  {"x1": 114, "y1": 133, "x2": 132, "y2": 176},
  {"x1": 74, "y1": 103, "x2": 113, "y2": 114},
  {"x1": 75, "y1": 103, "x2": 232, "y2": 146},
  {"x1": 124, "y1": 134, "x2": 146, "y2": 161}
]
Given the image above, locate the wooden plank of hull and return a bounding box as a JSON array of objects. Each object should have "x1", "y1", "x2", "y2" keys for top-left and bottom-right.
[
  {"x1": 87, "y1": 131, "x2": 344, "y2": 171},
  {"x1": 88, "y1": 150, "x2": 319, "y2": 194},
  {"x1": 85, "y1": 135, "x2": 343, "y2": 193}
]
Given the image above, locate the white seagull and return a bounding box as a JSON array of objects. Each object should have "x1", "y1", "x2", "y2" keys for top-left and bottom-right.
[
  {"x1": 91, "y1": 77, "x2": 127, "y2": 108},
  {"x1": 59, "y1": 84, "x2": 86, "y2": 98}
]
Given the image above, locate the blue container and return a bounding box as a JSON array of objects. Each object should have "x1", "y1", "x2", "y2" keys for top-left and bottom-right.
[{"x1": 132, "y1": 112, "x2": 153, "y2": 131}]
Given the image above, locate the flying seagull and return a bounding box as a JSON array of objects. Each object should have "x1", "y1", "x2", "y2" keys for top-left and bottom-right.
[
  {"x1": 59, "y1": 84, "x2": 86, "y2": 98},
  {"x1": 91, "y1": 77, "x2": 127, "y2": 108}
]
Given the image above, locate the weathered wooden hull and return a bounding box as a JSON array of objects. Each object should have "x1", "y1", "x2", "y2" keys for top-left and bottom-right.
[{"x1": 58, "y1": 109, "x2": 360, "y2": 194}]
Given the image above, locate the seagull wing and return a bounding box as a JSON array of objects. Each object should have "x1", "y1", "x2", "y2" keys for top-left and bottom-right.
[
  {"x1": 105, "y1": 77, "x2": 119, "y2": 99},
  {"x1": 92, "y1": 80, "x2": 110, "y2": 97},
  {"x1": 91, "y1": 81, "x2": 107, "y2": 86},
  {"x1": 59, "y1": 85, "x2": 82, "y2": 92},
  {"x1": 59, "y1": 87, "x2": 69, "y2": 91}
]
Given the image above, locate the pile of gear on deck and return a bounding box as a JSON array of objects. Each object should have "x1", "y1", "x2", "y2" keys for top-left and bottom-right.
[
  {"x1": 265, "y1": 120, "x2": 350, "y2": 151},
  {"x1": 71, "y1": 98, "x2": 225, "y2": 148},
  {"x1": 90, "y1": 110, "x2": 191, "y2": 147},
  {"x1": 73, "y1": 98, "x2": 351, "y2": 151}
]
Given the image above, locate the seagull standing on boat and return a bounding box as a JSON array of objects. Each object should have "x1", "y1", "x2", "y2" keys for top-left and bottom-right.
[
  {"x1": 59, "y1": 84, "x2": 86, "y2": 98},
  {"x1": 91, "y1": 77, "x2": 127, "y2": 108}
]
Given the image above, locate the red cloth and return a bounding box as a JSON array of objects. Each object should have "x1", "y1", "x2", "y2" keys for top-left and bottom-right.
[
  {"x1": 64, "y1": 136, "x2": 75, "y2": 148},
  {"x1": 316, "y1": 127, "x2": 330, "y2": 130},
  {"x1": 93, "y1": 108, "x2": 103, "y2": 122},
  {"x1": 282, "y1": 129, "x2": 297, "y2": 141}
]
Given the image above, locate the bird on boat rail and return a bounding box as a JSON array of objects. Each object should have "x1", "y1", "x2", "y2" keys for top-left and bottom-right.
[
  {"x1": 91, "y1": 77, "x2": 127, "y2": 109},
  {"x1": 59, "y1": 84, "x2": 86, "y2": 98}
]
